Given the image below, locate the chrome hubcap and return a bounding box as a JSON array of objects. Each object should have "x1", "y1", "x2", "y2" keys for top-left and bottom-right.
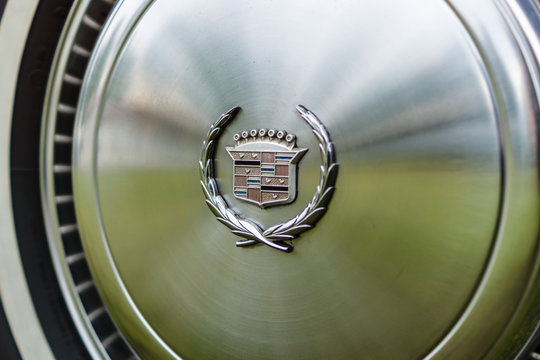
[{"x1": 41, "y1": 0, "x2": 540, "y2": 359}]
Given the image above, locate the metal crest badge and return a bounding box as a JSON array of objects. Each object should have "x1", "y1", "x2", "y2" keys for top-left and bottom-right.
[
  {"x1": 199, "y1": 105, "x2": 338, "y2": 252},
  {"x1": 225, "y1": 129, "x2": 307, "y2": 208}
]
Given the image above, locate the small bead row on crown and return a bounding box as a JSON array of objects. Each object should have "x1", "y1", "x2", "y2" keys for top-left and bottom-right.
[{"x1": 233, "y1": 129, "x2": 296, "y2": 144}]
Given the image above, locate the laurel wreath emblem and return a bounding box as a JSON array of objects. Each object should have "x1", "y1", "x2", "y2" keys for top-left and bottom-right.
[{"x1": 199, "y1": 105, "x2": 338, "y2": 252}]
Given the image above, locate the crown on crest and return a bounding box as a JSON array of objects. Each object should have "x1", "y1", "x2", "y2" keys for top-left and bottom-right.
[{"x1": 233, "y1": 128, "x2": 297, "y2": 149}]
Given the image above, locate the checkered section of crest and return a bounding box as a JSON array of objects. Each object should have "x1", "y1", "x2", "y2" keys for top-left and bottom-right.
[{"x1": 230, "y1": 150, "x2": 295, "y2": 206}]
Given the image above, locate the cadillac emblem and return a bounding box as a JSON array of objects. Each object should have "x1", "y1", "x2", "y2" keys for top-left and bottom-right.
[
  {"x1": 226, "y1": 129, "x2": 307, "y2": 207},
  {"x1": 199, "y1": 105, "x2": 338, "y2": 252}
]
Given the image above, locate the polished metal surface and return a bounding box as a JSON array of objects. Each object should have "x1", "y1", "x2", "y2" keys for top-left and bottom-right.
[
  {"x1": 65, "y1": 0, "x2": 540, "y2": 359},
  {"x1": 39, "y1": 0, "x2": 135, "y2": 358}
]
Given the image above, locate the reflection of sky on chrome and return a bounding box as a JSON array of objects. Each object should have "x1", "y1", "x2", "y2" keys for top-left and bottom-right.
[{"x1": 98, "y1": 0, "x2": 498, "y2": 174}]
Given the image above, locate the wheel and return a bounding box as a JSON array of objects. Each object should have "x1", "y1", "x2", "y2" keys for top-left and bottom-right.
[{"x1": 2, "y1": 0, "x2": 540, "y2": 359}]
